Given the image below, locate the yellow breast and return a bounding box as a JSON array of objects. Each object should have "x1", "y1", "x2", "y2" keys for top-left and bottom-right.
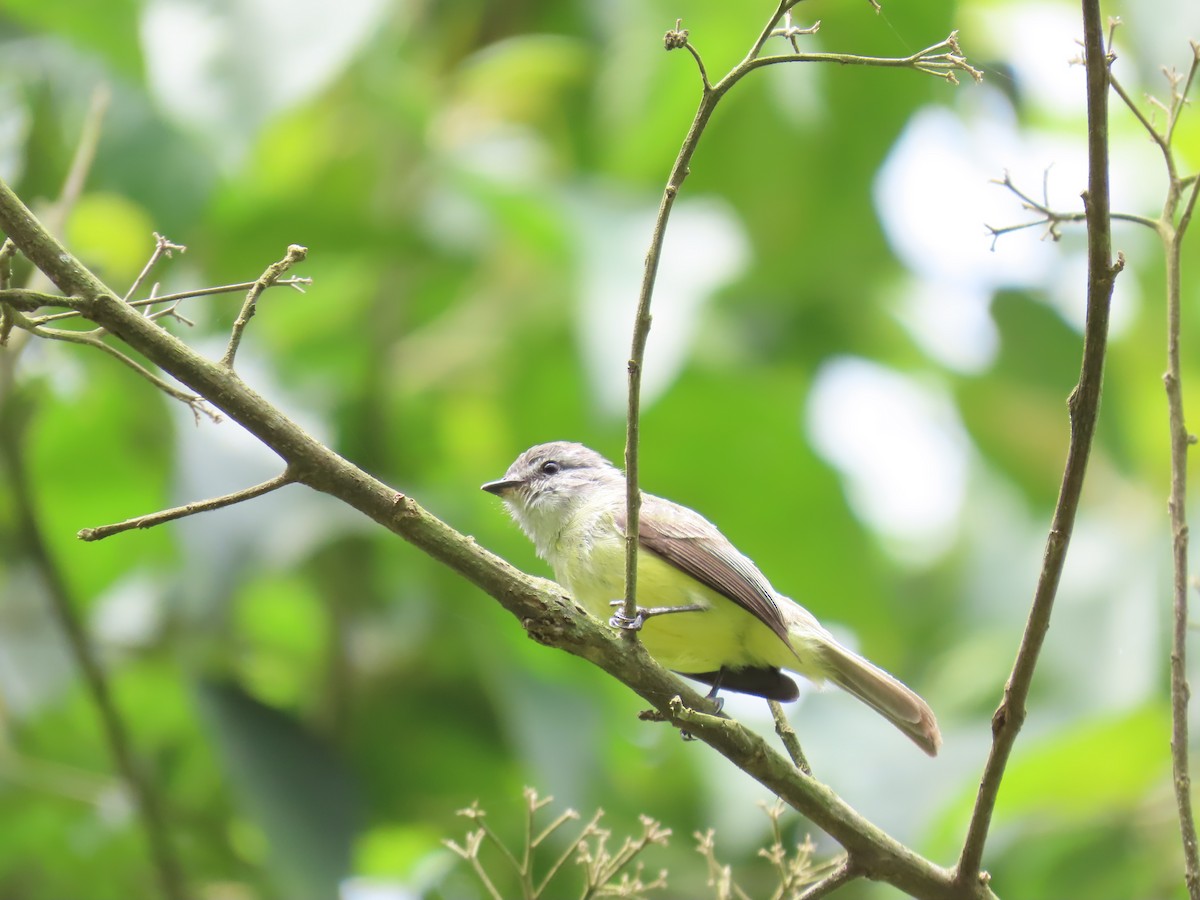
[{"x1": 553, "y1": 519, "x2": 790, "y2": 674}]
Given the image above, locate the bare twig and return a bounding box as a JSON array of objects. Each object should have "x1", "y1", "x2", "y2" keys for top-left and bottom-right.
[
  {"x1": 985, "y1": 169, "x2": 1157, "y2": 248},
  {"x1": 220, "y1": 244, "x2": 307, "y2": 369},
  {"x1": 1162, "y1": 84, "x2": 1200, "y2": 900},
  {"x1": 769, "y1": 700, "x2": 812, "y2": 776},
  {"x1": 742, "y1": 33, "x2": 983, "y2": 86},
  {"x1": 1164, "y1": 41, "x2": 1200, "y2": 147},
  {"x1": 1165, "y1": 192, "x2": 1200, "y2": 900},
  {"x1": 25, "y1": 276, "x2": 311, "y2": 326},
  {"x1": 622, "y1": 5, "x2": 979, "y2": 626},
  {"x1": 124, "y1": 233, "x2": 186, "y2": 303},
  {"x1": 10, "y1": 319, "x2": 218, "y2": 423},
  {"x1": 773, "y1": 11, "x2": 821, "y2": 55},
  {"x1": 78, "y1": 471, "x2": 295, "y2": 542},
  {"x1": 796, "y1": 858, "x2": 860, "y2": 900},
  {"x1": 955, "y1": 0, "x2": 1120, "y2": 885}
]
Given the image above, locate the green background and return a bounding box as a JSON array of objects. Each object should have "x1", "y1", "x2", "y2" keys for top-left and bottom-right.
[{"x1": 1, "y1": 0, "x2": 1198, "y2": 897}]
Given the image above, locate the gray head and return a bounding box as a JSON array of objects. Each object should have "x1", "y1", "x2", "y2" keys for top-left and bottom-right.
[{"x1": 482, "y1": 441, "x2": 624, "y2": 554}]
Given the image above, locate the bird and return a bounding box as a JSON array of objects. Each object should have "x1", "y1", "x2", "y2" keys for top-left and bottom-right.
[{"x1": 482, "y1": 441, "x2": 941, "y2": 756}]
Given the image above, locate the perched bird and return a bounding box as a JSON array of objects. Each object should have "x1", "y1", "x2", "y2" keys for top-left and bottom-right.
[{"x1": 482, "y1": 441, "x2": 941, "y2": 756}]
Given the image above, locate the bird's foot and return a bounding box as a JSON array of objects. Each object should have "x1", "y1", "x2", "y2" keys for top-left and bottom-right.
[
  {"x1": 608, "y1": 607, "x2": 646, "y2": 631},
  {"x1": 608, "y1": 600, "x2": 705, "y2": 632}
]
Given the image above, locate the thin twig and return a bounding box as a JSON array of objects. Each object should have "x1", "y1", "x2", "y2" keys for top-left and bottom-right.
[
  {"x1": 955, "y1": 0, "x2": 1119, "y2": 885},
  {"x1": 18, "y1": 322, "x2": 218, "y2": 423},
  {"x1": 986, "y1": 170, "x2": 1158, "y2": 248},
  {"x1": 29, "y1": 277, "x2": 311, "y2": 325},
  {"x1": 1165, "y1": 211, "x2": 1200, "y2": 900},
  {"x1": 124, "y1": 233, "x2": 186, "y2": 302},
  {"x1": 796, "y1": 858, "x2": 859, "y2": 900},
  {"x1": 221, "y1": 244, "x2": 307, "y2": 369},
  {"x1": 1110, "y1": 73, "x2": 1177, "y2": 185},
  {"x1": 78, "y1": 471, "x2": 295, "y2": 542},
  {"x1": 769, "y1": 700, "x2": 811, "y2": 775},
  {"x1": 1163, "y1": 41, "x2": 1199, "y2": 148},
  {"x1": 622, "y1": 12, "x2": 980, "y2": 625},
  {"x1": 1163, "y1": 83, "x2": 1200, "y2": 900},
  {"x1": 0, "y1": 407, "x2": 187, "y2": 900},
  {"x1": 739, "y1": 33, "x2": 983, "y2": 86}
]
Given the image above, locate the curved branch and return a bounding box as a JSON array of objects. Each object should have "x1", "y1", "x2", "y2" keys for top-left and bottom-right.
[
  {"x1": 0, "y1": 176, "x2": 994, "y2": 900},
  {"x1": 797, "y1": 859, "x2": 861, "y2": 900}
]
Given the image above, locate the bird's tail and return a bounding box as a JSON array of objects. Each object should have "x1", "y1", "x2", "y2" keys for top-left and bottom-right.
[{"x1": 814, "y1": 640, "x2": 942, "y2": 757}]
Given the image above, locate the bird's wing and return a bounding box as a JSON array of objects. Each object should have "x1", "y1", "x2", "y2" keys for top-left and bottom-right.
[{"x1": 616, "y1": 493, "x2": 791, "y2": 648}]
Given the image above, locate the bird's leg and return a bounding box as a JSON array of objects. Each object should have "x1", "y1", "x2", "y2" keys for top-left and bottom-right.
[
  {"x1": 681, "y1": 668, "x2": 727, "y2": 742},
  {"x1": 704, "y1": 670, "x2": 726, "y2": 715},
  {"x1": 608, "y1": 600, "x2": 706, "y2": 631}
]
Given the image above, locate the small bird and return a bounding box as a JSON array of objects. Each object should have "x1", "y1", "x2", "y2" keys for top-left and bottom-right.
[{"x1": 482, "y1": 441, "x2": 941, "y2": 756}]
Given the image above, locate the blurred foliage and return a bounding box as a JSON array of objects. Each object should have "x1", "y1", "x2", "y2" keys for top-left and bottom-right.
[{"x1": 0, "y1": 0, "x2": 1198, "y2": 898}]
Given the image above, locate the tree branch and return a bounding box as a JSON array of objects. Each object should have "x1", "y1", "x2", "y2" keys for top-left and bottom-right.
[
  {"x1": 78, "y1": 470, "x2": 296, "y2": 541},
  {"x1": 955, "y1": 0, "x2": 1120, "y2": 885},
  {"x1": 19, "y1": 276, "x2": 311, "y2": 326},
  {"x1": 770, "y1": 699, "x2": 812, "y2": 776},
  {"x1": 0, "y1": 175, "x2": 995, "y2": 900},
  {"x1": 220, "y1": 243, "x2": 307, "y2": 369},
  {"x1": 124, "y1": 233, "x2": 186, "y2": 303},
  {"x1": 621, "y1": 9, "x2": 979, "y2": 625},
  {"x1": 796, "y1": 858, "x2": 860, "y2": 900},
  {"x1": 1159, "y1": 53, "x2": 1200, "y2": 900}
]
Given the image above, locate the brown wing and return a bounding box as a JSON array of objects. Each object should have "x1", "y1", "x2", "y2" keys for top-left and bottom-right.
[{"x1": 616, "y1": 493, "x2": 791, "y2": 648}]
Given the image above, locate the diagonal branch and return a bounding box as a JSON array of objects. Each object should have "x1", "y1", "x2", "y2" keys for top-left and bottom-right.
[
  {"x1": 621, "y1": 7, "x2": 980, "y2": 626},
  {"x1": 955, "y1": 0, "x2": 1120, "y2": 885},
  {"x1": 124, "y1": 233, "x2": 186, "y2": 303},
  {"x1": 8, "y1": 317, "x2": 219, "y2": 423},
  {"x1": 220, "y1": 244, "x2": 307, "y2": 369},
  {"x1": 796, "y1": 858, "x2": 860, "y2": 900},
  {"x1": 1161, "y1": 66, "x2": 1200, "y2": 900},
  {"x1": 0, "y1": 175, "x2": 994, "y2": 900},
  {"x1": 78, "y1": 470, "x2": 296, "y2": 541},
  {"x1": 770, "y1": 699, "x2": 812, "y2": 776}
]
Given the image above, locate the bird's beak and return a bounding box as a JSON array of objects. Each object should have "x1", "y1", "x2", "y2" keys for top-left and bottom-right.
[{"x1": 481, "y1": 478, "x2": 522, "y2": 496}]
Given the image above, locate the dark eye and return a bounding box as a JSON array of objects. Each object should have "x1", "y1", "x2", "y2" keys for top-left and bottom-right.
[{"x1": 541, "y1": 461, "x2": 561, "y2": 475}]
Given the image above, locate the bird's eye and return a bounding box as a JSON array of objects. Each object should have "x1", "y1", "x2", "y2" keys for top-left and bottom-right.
[{"x1": 541, "y1": 461, "x2": 561, "y2": 475}]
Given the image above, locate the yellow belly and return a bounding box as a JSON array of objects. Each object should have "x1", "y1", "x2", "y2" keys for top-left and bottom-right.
[{"x1": 555, "y1": 531, "x2": 792, "y2": 675}]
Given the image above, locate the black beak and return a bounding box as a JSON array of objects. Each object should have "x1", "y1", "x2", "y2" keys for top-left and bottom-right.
[{"x1": 481, "y1": 478, "x2": 522, "y2": 496}]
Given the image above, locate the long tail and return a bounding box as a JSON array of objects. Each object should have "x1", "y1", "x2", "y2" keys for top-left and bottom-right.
[{"x1": 815, "y1": 641, "x2": 942, "y2": 757}]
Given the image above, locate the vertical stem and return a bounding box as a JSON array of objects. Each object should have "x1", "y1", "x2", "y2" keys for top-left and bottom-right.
[
  {"x1": 622, "y1": 0, "x2": 799, "y2": 624},
  {"x1": 955, "y1": 0, "x2": 1118, "y2": 882},
  {"x1": 622, "y1": 86, "x2": 721, "y2": 621},
  {"x1": 1165, "y1": 195, "x2": 1200, "y2": 900}
]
